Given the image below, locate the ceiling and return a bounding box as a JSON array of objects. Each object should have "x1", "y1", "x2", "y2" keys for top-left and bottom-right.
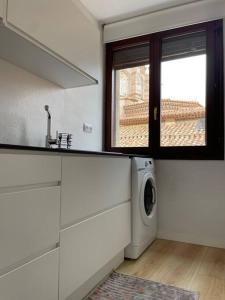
[{"x1": 79, "y1": 0, "x2": 202, "y2": 23}]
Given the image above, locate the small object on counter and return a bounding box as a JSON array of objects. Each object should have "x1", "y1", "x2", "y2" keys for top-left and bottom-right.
[
  {"x1": 44, "y1": 105, "x2": 58, "y2": 148},
  {"x1": 58, "y1": 133, "x2": 72, "y2": 149},
  {"x1": 44, "y1": 105, "x2": 72, "y2": 149}
]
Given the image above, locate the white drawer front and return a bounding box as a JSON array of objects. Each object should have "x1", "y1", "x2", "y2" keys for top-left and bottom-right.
[
  {"x1": 0, "y1": 154, "x2": 61, "y2": 188},
  {"x1": 59, "y1": 202, "x2": 131, "y2": 300},
  {"x1": 0, "y1": 187, "x2": 60, "y2": 271},
  {"x1": 0, "y1": 249, "x2": 59, "y2": 300},
  {"x1": 61, "y1": 156, "x2": 131, "y2": 227}
]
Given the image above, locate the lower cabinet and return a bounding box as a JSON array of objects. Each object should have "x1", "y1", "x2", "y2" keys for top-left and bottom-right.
[
  {"x1": 61, "y1": 156, "x2": 131, "y2": 227},
  {"x1": 0, "y1": 187, "x2": 60, "y2": 272},
  {"x1": 0, "y1": 153, "x2": 132, "y2": 300},
  {"x1": 0, "y1": 249, "x2": 59, "y2": 300},
  {"x1": 59, "y1": 202, "x2": 131, "y2": 300},
  {"x1": 0, "y1": 154, "x2": 61, "y2": 188}
]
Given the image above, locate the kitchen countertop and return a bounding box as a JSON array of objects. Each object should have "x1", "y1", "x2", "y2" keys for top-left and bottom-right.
[{"x1": 0, "y1": 143, "x2": 150, "y2": 158}]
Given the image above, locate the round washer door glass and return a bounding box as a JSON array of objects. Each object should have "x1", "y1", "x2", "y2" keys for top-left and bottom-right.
[{"x1": 144, "y1": 179, "x2": 155, "y2": 216}]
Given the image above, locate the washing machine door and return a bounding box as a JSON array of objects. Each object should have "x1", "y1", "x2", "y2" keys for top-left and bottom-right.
[{"x1": 140, "y1": 173, "x2": 156, "y2": 226}]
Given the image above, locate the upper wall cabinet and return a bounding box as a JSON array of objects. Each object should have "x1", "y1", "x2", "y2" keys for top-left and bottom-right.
[
  {"x1": 6, "y1": 0, "x2": 101, "y2": 82},
  {"x1": 0, "y1": 0, "x2": 99, "y2": 88}
]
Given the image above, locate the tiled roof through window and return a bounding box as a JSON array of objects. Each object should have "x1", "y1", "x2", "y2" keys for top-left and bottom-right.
[
  {"x1": 118, "y1": 99, "x2": 205, "y2": 147},
  {"x1": 116, "y1": 67, "x2": 206, "y2": 147}
]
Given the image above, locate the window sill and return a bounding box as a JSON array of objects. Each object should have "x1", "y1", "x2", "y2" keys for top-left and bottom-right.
[{"x1": 105, "y1": 146, "x2": 224, "y2": 160}]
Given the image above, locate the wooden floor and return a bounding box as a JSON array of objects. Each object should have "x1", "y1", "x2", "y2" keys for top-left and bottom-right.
[{"x1": 117, "y1": 239, "x2": 225, "y2": 300}]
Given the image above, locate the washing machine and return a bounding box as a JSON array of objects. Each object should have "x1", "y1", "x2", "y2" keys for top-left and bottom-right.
[{"x1": 125, "y1": 157, "x2": 157, "y2": 259}]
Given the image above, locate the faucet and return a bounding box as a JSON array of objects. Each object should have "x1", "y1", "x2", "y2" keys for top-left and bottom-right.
[{"x1": 44, "y1": 105, "x2": 58, "y2": 148}]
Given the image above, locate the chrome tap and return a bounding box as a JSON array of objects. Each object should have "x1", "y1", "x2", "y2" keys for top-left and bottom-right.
[{"x1": 44, "y1": 105, "x2": 58, "y2": 148}]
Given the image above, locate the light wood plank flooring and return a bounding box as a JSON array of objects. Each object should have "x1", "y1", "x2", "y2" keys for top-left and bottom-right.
[{"x1": 117, "y1": 239, "x2": 225, "y2": 300}]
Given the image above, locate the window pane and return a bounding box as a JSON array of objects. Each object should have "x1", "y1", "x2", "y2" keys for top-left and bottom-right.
[
  {"x1": 112, "y1": 44, "x2": 150, "y2": 148},
  {"x1": 160, "y1": 31, "x2": 207, "y2": 147}
]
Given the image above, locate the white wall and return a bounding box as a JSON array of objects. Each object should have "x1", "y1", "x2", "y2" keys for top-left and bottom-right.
[
  {"x1": 0, "y1": 29, "x2": 103, "y2": 151},
  {"x1": 104, "y1": 0, "x2": 225, "y2": 42},
  {"x1": 104, "y1": 0, "x2": 225, "y2": 248},
  {"x1": 156, "y1": 160, "x2": 225, "y2": 248}
]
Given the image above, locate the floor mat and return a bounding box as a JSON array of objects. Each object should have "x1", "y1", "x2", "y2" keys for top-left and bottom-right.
[{"x1": 87, "y1": 272, "x2": 199, "y2": 300}]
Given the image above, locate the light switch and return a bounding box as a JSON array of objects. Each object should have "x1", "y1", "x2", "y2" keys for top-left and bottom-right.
[{"x1": 83, "y1": 123, "x2": 93, "y2": 133}]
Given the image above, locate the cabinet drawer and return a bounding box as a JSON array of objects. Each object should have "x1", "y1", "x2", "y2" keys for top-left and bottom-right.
[
  {"x1": 59, "y1": 202, "x2": 131, "y2": 300},
  {"x1": 0, "y1": 249, "x2": 59, "y2": 300},
  {"x1": 0, "y1": 187, "x2": 60, "y2": 271},
  {"x1": 0, "y1": 154, "x2": 61, "y2": 187},
  {"x1": 61, "y1": 156, "x2": 131, "y2": 227}
]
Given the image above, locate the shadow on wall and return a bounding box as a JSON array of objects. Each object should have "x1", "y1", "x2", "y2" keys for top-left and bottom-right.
[{"x1": 0, "y1": 112, "x2": 29, "y2": 146}]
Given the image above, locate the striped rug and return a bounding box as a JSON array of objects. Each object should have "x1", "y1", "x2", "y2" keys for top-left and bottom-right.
[{"x1": 87, "y1": 272, "x2": 199, "y2": 300}]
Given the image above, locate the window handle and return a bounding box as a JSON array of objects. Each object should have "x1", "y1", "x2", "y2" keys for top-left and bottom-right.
[{"x1": 154, "y1": 107, "x2": 158, "y2": 121}]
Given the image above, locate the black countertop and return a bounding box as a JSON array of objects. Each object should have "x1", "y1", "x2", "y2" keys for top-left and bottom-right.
[{"x1": 0, "y1": 143, "x2": 149, "y2": 158}]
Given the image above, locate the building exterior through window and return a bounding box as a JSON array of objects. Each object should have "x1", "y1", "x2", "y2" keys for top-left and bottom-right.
[{"x1": 116, "y1": 66, "x2": 206, "y2": 147}]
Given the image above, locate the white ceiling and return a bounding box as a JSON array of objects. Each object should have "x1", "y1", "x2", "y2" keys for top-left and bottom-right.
[{"x1": 80, "y1": 0, "x2": 201, "y2": 23}]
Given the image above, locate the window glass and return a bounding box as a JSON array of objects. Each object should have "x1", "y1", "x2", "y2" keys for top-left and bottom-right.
[
  {"x1": 160, "y1": 31, "x2": 207, "y2": 147},
  {"x1": 112, "y1": 44, "x2": 150, "y2": 147}
]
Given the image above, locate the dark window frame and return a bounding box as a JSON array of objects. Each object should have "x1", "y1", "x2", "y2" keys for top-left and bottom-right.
[{"x1": 105, "y1": 20, "x2": 224, "y2": 160}]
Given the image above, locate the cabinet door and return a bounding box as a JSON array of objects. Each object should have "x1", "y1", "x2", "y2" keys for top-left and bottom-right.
[
  {"x1": 0, "y1": 154, "x2": 61, "y2": 187},
  {"x1": 0, "y1": 187, "x2": 60, "y2": 272},
  {"x1": 61, "y1": 156, "x2": 131, "y2": 227},
  {"x1": 59, "y1": 202, "x2": 131, "y2": 300},
  {"x1": 0, "y1": 249, "x2": 59, "y2": 300},
  {"x1": 7, "y1": 0, "x2": 101, "y2": 79}
]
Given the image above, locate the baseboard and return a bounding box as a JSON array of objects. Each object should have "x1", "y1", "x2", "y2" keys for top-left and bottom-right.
[
  {"x1": 157, "y1": 231, "x2": 225, "y2": 249},
  {"x1": 67, "y1": 250, "x2": 124, "y2": 300}
]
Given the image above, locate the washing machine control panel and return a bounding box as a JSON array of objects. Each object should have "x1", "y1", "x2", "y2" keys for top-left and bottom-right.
[
  {"x1": 144, "y1": 160, "x2": 154, "y2": 170},
  {"x1": 145, "y1": 161, "x2": 152, "y2": 167},
  {"x1": 133, "y1": 157, "x2": 154, "y2": 172}
]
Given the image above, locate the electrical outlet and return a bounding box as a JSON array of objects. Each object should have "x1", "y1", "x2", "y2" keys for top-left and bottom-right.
[{"x1": 83, "y1": 123, "x2": 93, "y2": 133}]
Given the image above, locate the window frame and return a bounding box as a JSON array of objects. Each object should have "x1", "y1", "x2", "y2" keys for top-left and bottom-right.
[{"x1": 105, "y1": 20, "x2": 224, "y2": 160}]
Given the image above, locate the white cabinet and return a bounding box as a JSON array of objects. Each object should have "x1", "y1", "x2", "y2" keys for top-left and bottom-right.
[
  {"x1": 0, "y1": 152, "x2": 131, "y2": 300},
  {"x1": 59, "y1": 202, "x2": 131, "y2": 300},
  {"x1": 0, "y1": 0, "x2": 4, "y2": 18},
  {"x1": 0, "y1": 187, "x2": 60, "y2": 272},
  {"x1": 7, "y1": 0, "x2": 101, "y2": 80},
  {"x1": 61, "y1": 156, "x2": 131, "y2": 227},
  {"x1": 0, "y1": 249, "x2": 59, "y2": 300},
  {"x1": 0, "y1": 154, "x2": 61, "y2": 187},
  {"x1": 0, "y1": 153, "x2": 61, "y2": 300}
]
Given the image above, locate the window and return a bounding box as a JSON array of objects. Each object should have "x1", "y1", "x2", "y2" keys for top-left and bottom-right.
[
  {"x1": 105, "y1": 20, "x2": 224, "y2": 159},
  {"x1": 111, "y1": 43, "x2": 150, "y2": 148},
  {"x1": 160, "y1": 31, "x2": 207, "y2": 147}
]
